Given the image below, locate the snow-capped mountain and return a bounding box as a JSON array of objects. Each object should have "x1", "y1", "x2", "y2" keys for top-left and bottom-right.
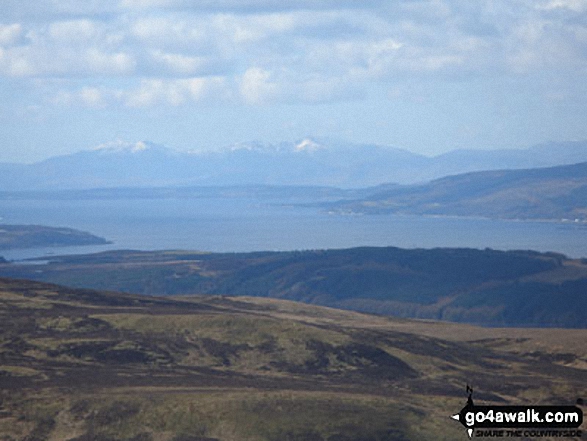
[
  {"x1": 1, "y1": 139, "x2": 587, "y2": 190},
  {"x1": 91, "y1": 140, "x2": 169, "y2": 155}
]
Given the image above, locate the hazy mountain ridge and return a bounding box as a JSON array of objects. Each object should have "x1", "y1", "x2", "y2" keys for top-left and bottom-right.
[
  {"x1": 1, "y1": 139, "x2": 587, "y2": 190},
  {"x1": 0, "y1": 185, "x2": 367, "y2": 202},
  {"x1": 331, "y1": 161, "x2": 587, "y2": 221}
]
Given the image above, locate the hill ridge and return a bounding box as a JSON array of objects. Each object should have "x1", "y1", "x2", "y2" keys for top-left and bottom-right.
[{"x1": 2, "y1": 246, "x2": 586, "y2": 327}]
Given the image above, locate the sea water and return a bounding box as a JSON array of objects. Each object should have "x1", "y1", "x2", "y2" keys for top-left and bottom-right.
[{"x1": 0, "y1": 196, "x2": 585, "y2": 260}]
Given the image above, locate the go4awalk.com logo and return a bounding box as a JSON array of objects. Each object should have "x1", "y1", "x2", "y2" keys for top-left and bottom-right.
[{"x1": 451, "y1": 386, "x2": 584, "y2": 438}]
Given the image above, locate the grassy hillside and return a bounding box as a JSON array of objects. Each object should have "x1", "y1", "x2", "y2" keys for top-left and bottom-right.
[
  {"x1": 0, "y1": 277, "x2": 585, "y2": 441},
  {"x1": 2, "y1": 247, "x2": 586, "y2": 327},
  {"x1": 329, "y1": 161, "x2": 587, "y2": 221}
]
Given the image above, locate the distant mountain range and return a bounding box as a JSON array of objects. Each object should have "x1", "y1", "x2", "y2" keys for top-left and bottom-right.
[
  {"x1": 1, "y1": 139, "x2": 587, "y2": 190},
  {"x1": 330, "y1": 161, "x2": 587, "y2": 221}
]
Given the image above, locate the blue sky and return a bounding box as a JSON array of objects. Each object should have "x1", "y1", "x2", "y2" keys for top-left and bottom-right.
[{"x1": 1, "y1": 0, "x2": 587, "y2": 163}]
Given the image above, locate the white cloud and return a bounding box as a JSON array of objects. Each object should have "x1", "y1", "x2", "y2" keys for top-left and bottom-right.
[
  {"x1": 0, "y1": 44, "x2": 135, "y2": 77},
  {"x1": 85, "y1": 49, "x2": 135, "y2": 74},
  {"x1": 238, "y1": 67, "x2": 362, "y2": 105},
  {"x1": 0, "y1": 18, "x2": 134, "y2": 77},
  {"x1": 130, "y1": 16, "x2": 208, "y2": 47},
  {"x1": 120, "y1": 0, "x2": 380, "y2": 12},
  {"x1": 351, "y1": 39, "x2": 404, "y2": 77},
  {"x1": 123, "y1": 76, "x2": 226, "y2": 107},
  {"x1": 49, "y1": 0, "x2": 121, "y2": 16},
  {"x1": 48, "y1": 20, "x2": 101, "y2": 43},
  {"x1": 297, "y1": 76, "x2": 362, "y2": 103},
  {"x1": 0, "y1": 47, "x2": 36, "y2": 76},
  {"x1": 121, "y1": 0, "x2": 176, "y2": 8},
  {"x1": 53, "y1": 86, "x2": 107, "y2": 107},
  {"x1": 211, "y1": 13, "x2": 297, "y2": 44},
  {"x1": 79, "y1": 87, "x2": 105, "y2": 107},
  {"x1": 239, "y1": 67, "x2": 278, "y2": 104},
  {"x1": 0, "y1": 23, "x2": 23, "y2": 46},
  {"x1": 0, "y1": 0, "x2": 121, "y2": 21},
  {"x1": 49, "y1": 76, "x2": 227, "y2": 108},
  {"x1": 150, "y1": 50, "x2": 209, "y2": 75},
  {"x1": 129, "y1": 12, "x2": 298, "y2": 53},
  {"x1": 125, "y1": 79, "x2": 168, "y2": 106},
  {"x1": 1, "y1": 0, "x2": 586, "y2": 108},
  {"x1": 538, "y1": 0, "x2": 587, "y2": 11}
]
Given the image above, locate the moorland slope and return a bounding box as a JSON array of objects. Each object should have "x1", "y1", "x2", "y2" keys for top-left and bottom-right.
[{"x1": 0, "y1": 277, "x2": 585, "y2": 440}]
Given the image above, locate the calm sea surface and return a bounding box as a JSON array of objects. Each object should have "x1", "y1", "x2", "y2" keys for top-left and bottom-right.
[{"x1": 1, "y1": 197, "x2": 586, "y2": 260}]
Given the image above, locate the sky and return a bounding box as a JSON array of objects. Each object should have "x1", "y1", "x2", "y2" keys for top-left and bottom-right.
[{"x1": 1, "y1": 0, "x2": 587, "y2": 163}]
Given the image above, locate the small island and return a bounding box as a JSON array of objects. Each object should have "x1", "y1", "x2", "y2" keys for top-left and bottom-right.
[{"x1": 0, "y1": 224, "x2": 110, "y2": 250}]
